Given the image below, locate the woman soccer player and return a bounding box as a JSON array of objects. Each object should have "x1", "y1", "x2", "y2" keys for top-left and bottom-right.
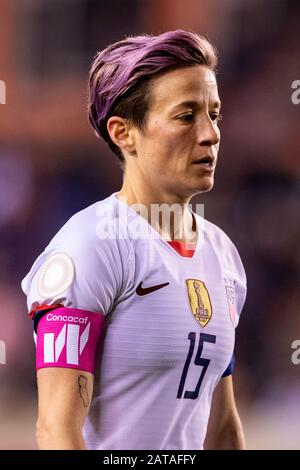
[{"x1": 22, "y1": 30, "x2": 247, "y2": 450}]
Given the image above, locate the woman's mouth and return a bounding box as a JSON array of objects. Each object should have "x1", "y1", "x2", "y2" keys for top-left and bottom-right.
[{"x1": 192, "y1": 156, "x2": 215, "y2": 170}]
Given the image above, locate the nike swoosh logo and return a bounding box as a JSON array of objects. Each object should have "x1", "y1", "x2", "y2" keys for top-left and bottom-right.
[{"x1": 136, "y1": 281, "x2": 170, "y2": 296}]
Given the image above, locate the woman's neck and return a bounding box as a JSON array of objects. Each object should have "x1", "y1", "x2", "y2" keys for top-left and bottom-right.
[{"x1": 117, "y1": 178, "x2": 196, "y2": 243}]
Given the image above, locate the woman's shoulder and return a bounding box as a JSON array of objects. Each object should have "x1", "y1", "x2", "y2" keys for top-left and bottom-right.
[{"x1": 49, "y1": 193, "x2": 133, "y2": 257}]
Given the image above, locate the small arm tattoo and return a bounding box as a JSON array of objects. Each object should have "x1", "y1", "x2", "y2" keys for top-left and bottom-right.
[{"x1": 78, "y1": 375, "x2": 89, "y2": 407}]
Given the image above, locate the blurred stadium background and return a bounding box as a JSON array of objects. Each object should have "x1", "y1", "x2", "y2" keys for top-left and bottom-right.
[{"x1": 0, "y1": 0, "x2": 299, "y2": 449}]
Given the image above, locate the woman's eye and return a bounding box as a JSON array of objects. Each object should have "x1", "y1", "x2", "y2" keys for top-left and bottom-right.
[
  {"x1": 211, "y1": 113, "x2": 222, "y2": 123},
  {"x1": 178, "y1": 113, "x2": 194, "y2": 122}
]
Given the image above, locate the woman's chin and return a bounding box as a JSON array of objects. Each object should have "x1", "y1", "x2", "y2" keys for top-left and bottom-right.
[{"x1": 194, "y1": 175, "x2": 215, "y2": 194}]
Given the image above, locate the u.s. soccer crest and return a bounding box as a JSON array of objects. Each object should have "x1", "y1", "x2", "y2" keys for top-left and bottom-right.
[
  {"x1": 224, "y1": 278, "x2": 239, "y2": 327},
  {"x1": 186, "y1": 279, "x2": 212, "y2": 327}
]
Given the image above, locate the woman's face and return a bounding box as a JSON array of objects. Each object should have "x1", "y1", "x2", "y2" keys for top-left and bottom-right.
[{"x1": 132, "y1": 65, "x2": 221, "y2": 198}]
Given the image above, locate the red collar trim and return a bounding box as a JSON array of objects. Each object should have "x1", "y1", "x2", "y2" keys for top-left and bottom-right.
[{"x1": 167, "y1": 240, "x2": 196, "y2": 258}]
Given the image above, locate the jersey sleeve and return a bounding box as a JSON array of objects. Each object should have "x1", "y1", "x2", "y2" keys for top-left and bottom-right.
[
  {"x1": 21, "y1": 209, "x2": 134, "y2": 319},
  {"x1": 221, "y1": 354, "x2": 235, "y2": 377},
  {"x1": 21, "y1": 208, "x2": 134, "y2": 373},
  {"x1": 223, "y1": 235, "x2": 247, "y2": 329},
  {"x1": 231, "y1": 244, "x2": 247, "y2": 327},
  {"x1": 204, "y1": 218, "x2": 247, "y2": 328}
]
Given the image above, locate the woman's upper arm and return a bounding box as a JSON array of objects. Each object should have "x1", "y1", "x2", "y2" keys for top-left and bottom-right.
[{"x1": 37, "y1": 367, "x2": 94, "y2": 431}]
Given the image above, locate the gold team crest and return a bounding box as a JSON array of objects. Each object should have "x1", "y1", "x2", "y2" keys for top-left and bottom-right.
[{"x1": 186, "y1": 279, "x2": 212, "y2": 327}]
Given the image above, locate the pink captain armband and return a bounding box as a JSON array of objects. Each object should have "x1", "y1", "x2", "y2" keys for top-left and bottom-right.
[{"x1": 35, "y1": 307, "x2": 105, "y2": 373}]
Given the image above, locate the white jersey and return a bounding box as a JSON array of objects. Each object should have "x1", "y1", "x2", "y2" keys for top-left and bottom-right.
[{"x1": 22, "y1": 192, "x2": 247, "y2": 450}]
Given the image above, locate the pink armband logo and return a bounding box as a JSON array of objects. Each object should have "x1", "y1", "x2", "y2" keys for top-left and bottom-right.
[{"x1": 36, "y1": 307, "x2": 105, "y2": 373}]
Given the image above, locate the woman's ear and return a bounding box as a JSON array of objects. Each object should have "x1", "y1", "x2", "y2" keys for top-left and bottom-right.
[{"x1": 107, "y1": 116, "x2": 136, "y2": 155}]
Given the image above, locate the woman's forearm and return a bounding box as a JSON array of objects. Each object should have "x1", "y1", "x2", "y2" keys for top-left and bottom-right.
[
  {"x1": 36, "y1": 424, "x2": 87, "y2": 450},
  {"x1": 205, "y1": 415, "x2": 246, "y2": 450},
  {"x1": 214, "y1": 422, "x2": 246, "y2": 450}
]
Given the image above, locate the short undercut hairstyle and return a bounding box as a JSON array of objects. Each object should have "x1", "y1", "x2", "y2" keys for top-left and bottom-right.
[{"x1": 88, "y1": 30, "x2": 217, "y2": 167}]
